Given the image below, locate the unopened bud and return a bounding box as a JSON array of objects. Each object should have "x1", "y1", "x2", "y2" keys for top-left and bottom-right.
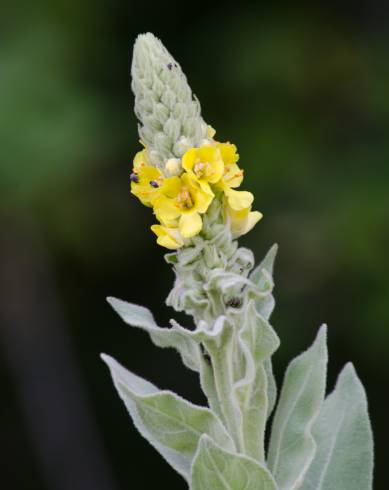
[{"x1": 165, "y1": 158, "x2": 182, "y2": 176}]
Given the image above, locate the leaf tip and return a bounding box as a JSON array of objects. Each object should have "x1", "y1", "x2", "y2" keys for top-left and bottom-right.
[
  {"x1": 270, "y1": 243, "x2": 279, "y2": 255},
  {"x1": 106, "y1": 296, "x2": 120, "y2": 308},
  {"x1": 338, "y1": 362, "x2": 361, "y2": 389},
  {"x1": 318, "y1": 323, "x2": 328, "y2": 338},
  {"x1": 100, "y1": 352, "x2": 114, "y2": 368},
  {"x1": 343, "y1": 361, "x2": 356, "y2": 375}
]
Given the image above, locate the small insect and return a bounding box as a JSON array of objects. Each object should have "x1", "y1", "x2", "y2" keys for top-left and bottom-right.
[
  {"x1": 130, "y1": 173, "x2": 139, "y2": 183},
  {"x1": 150, "y1": 180, "x2": 159, "y2": 188},
  {"x1": 226, "y1": 297, "x2": 242, "y2": 308}
]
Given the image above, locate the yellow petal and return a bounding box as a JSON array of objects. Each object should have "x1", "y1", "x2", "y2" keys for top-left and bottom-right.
[
  {"x1": 197, "y1": 145, "x2": 219, "y2": 163},
  {"x1": 183, "y1": 174, "x2": 213, "y2": 213},
  {"x1": 225, "y1": 189, "x2": 254, "y2": 210},
  {"x1": 207, "y1": 157, "x2": 224, "y2": 184},
  {"x1": 228, "y1": 205, "x2": 250, "y2": 221},
  {"x1": 223, "y1": 163, "x2": 244, "y2": 188},
  {"x1": 182, "y1": 148, "x2": 197, "y2": 173},
  {"x1": 195, "y1": 189, "x2": 213, "y2": 213},
  {"x1": 139, "y1": 166, "x2": 160, "y2": 180},
  {"x1": 226, "y1": 202, "x2": 263, "y2": 238},
  {"x1": 217, "y1": 142, "x2": 239, "y2": 165},
  {"x1": 161, "y1": 176, "x2": 182, "y2": 198},
  {"x1": 153, "y1": 195, "x2": 181, "y2": 221},
  {"x1": 133, "y1": 149, "x2": 149, "y2": 170},
  {"x1": 157, "y1": 216, "x2": 179, "y2": 227},
  {"x1": 151, "y1": 224, "x2": 184, "y2": 249},
  {"x1": 180, "y1": 172, "x2": 197, "y2": 189},
  {"x1": 244, "y1": 211, "x2": 263, "y2": 234},
  {"x1": 183, "y1": 146, "x2": 224, "y2": 185},
  {"x1": 179, "y1": 213, "x2": 202, "y2": 238},
  {"x1": 131, "y1": 166, "x2": 163, "y2": 206},
  {"x1": 198, "y1": 180, "x2": 214, "y2": 195},
  {"x1": 130, "y1": 187, "x2": 152, "y2": 207}
]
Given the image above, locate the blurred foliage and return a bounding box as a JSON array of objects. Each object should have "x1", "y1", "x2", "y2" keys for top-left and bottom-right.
[{"x1": 0, "y1": 1, "x2": 388, "y2": 489}]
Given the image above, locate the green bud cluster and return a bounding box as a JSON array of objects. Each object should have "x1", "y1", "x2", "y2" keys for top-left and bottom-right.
[{"x1": 131, "y1": 33, "x2": 207, "y2": 169}]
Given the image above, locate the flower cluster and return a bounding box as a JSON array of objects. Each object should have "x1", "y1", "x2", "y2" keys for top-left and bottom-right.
[{"x1": 130, "y1": 128, "x2": 262, "y2": 249}]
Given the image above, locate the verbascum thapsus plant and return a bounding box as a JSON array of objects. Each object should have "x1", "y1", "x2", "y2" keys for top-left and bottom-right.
[{"x1": 102, "y1": 33, "x2": 374, "y2": 489}]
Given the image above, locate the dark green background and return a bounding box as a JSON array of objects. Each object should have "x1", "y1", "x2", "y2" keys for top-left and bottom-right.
[{"x1": 0, "y1": 1, "x2": 387, "y2": 489}]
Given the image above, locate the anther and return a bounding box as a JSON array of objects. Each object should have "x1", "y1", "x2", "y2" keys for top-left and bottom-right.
[
  {"x1": 150, "y1": 180, "x2": 159, "y2": 188},
  {"x1": 167, "y1": 63, "x2": 173, "y2": 70},
  {"x1": 130, "y1": 173, "x2": 139, "y2": 183}
]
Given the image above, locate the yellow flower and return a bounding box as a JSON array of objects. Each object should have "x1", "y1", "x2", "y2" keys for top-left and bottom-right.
[
  {"x1": 150, "y1": 224, "x2": 184, "y2": 249},
  {"x1": 130, "y1": 150, "x2": 165, "y2": 207},
  {"x1": 216, "y1": 142, "x2": 239, "y2": 166},
  {"x1": 133, "y1": 148, "x2": 149, "y2": 170},
  {"x1": 182, "y1": 145, "x2": 224, "y2": 192},
  {"x1": 225, "y1": 202, "x2": 263, "y2": 239},
  {"x1": 224, "y1": 188, "x2": 254, "y2": 211},
  {"x1": 216, "y1": 142, "x2": 243, "y2": 189},
  {"x1": 213, "y1": 142, "x2": 254, "y2": 211},
  {"x1": 153, "y1": 173, "x2": 213, "y2": 238}
]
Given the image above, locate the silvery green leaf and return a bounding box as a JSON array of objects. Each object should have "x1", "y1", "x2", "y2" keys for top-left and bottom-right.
[
  {"x1": 264, "y1": 358, "x2": 277, "y2": 419},
  {"x1": 250, "y1": 245, "x2": 278, "y2": 419},
  {"x1": 101, "y1": 354, "x2": 235, "y2": 482},
  {"x1": 250, "y1": 244, "x2": 277, "y2": 320},
  {"x1": 267, "y1": 325, "x2": 328, "y2": 490},
  {"x1": 234, "y1": 301, "x2": 280, "y2": 461},
  {"x1": 191, "y1": 317, "x2": 244, "y2": 451},
  {"x1": 191, "y1": 435, "x2": 278, "y2": 490},
  {"x1": 107, "y1": 297, "x2": 201, "y2": 372},
  {"x1": 300, "y1": 363, "x2": 374, "y2": 490},
  {"x1": 207, "y1": 271, "x2": 271, "y2": 302},
  {"x1": 239, "y1": 302, "x2": 280, "y2": 362},
  {"x1": 198, "y1": 354, "x2": 223, "y2": 418},
  {"x1": 250, "y1": 244, "x2": 278, "y2": 291},
  {"x1": 228, "y1": 247, "x2": 255, "y2": 278}
]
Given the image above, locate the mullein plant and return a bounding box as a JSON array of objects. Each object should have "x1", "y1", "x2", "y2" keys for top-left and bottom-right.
[{"x1": 102, "y1": 33, "x2": 374, "y2": 489}]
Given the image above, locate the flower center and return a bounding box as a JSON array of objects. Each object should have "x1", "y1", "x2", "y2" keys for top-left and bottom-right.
[
  {"x1": 177, "y1": 187, "x2": 194, "y2": 209},
  {"x1": 194, "y1": 161, "x2": 212, "y2": 179}
]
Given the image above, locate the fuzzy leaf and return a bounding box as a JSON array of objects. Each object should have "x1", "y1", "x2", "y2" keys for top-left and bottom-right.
[
  {"x1": 250, "y1": 244, "x2": 277, "y2": 292},
  {"x1": 191, "y1": 435, "x2": 277, "y2": 490},
  {"x1": 250, "y1": 244, "x2": 277, "y2": 320},
  {"x1": 250, "y1": 245, "x2": 278, "y2": 419},
  {"x1": 235, "y1": 301, "x2": 280, "y2": 461},
  {"x1": 101, "y1": 354, "x2": 235, "y2": 482},
  {"x1": 207, "y1": 270, "x2": 272, "y2": 307},
  {"x1": 107, "y1": 296, "x2": 201, "y2": 371},
  {"x1": 191, "y1": 317, "x2": 244, "y2": 451},
  {"x1": 267, "y1": 325, "x2": 328, "y2": 490},
  {"x1": 264, "y1": 358, "x2": 277, "y2": 418},
  {"x1": 300, "y1": 363, "x2": 374, "y2": 490},
  {"x1": 198, "y1": 354, "x2": 224, "y2": 419}
]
